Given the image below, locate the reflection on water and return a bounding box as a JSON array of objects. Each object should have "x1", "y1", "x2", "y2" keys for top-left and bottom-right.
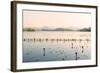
[{"x1": 23, "y1": 31, "x2": 91, "y2": 62}]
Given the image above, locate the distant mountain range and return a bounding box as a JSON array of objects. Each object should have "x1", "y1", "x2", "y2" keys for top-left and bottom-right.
[{"x1": 23, "y1": 27, "x2": 91, "y2": 32}]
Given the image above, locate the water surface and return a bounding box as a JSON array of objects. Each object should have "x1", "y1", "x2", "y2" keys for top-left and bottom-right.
[{"x1": 23, "y1": 31, "x2": 91, "y2": 62}]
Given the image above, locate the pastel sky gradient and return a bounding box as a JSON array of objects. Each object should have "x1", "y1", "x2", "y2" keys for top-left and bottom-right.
[{"x1": 23, "y1": 10, "x2": 91, "y2": 29}]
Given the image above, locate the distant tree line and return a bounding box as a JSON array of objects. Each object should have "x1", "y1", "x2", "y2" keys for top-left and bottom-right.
[
  {"x1": 78, "y1": 27, "x2": 91, "y2": 32},
  {"x1": 23, "y1": 28, "x2": 35, "y2": 31},
  {"x1": 23, "y1": 27, "x2": 91, "y2": 32}
]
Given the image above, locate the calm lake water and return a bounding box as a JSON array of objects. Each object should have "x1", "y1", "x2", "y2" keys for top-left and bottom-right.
[{"x1": 23, "y1": 31, "x2": 91, "y2": 62}]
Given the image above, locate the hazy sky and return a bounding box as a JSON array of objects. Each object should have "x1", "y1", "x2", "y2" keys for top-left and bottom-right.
[{"x1": 23, "y1": 10, "x2": 91, "y2": 29}]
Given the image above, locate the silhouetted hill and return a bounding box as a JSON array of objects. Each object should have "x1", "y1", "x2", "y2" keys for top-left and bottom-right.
[
  {"x1": 78, "y1": 27, "x2": 91, "y2": 32},
  {"x1": 55, "y1": 28, "x2": 73, "y2": 31}
]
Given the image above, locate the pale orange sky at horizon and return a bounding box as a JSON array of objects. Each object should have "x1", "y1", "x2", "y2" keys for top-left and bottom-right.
[{"x1": 23, "y1": 10, "x2": 91, "y2": 29}]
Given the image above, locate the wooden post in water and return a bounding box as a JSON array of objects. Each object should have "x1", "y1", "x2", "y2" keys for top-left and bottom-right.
[
  {"x1": 34, "y1": 38, "x2": 36, "y2": 42},
  {"x1": 82, "y1": 46, "x2": 84, "y2": 53},
  {"x1": 71, "y1": 43, "x2": 73, "y2": 49},
  {"x1": 75, "y1": 52, "x2": 78, "y2": 60},
  {"x1": 45, "y1": 38, "x2": 48, "y2": 42},
  {"x1": 43, "y1": 48, "x2": 45, "y2": 56},
  {"x1": 24, "y1": 39, "x2": 25, "y2": 41},
  {"x1": 79, "y1": 39, "x2": 82, "y2": 42},
  {"x1": 86, "y1": 39, "x2": 89, "y2": 43},
  {"x1": 62, "y1": 58, "x2": 64, "y2": 60}
]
